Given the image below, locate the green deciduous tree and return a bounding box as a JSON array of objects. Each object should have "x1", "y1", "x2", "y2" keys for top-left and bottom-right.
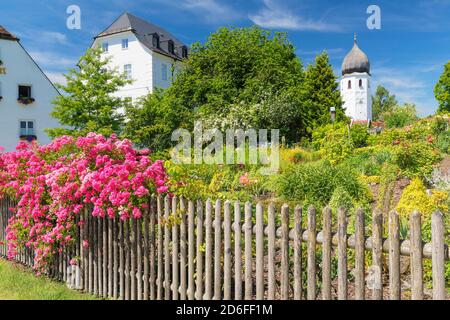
[
  {"x1": 303, "y1": 52, "x2": 345, "y2": 127},
  {"x1": 173, "y1": 26, "x2": 304, "y2": 113},
  {"x1": 383, "y1": 103, "x2": 418, "y2": 128},
  {"x1": 47, "y1": 47, "x2": 131, "y2": 138},
  {"x1": 170, "y1": 26, "x2": 310, "y2": 142},
  {"x1": 434, "y1": 61, "x2": 450, "y2": 114},
  {"x1": 123, "y1": 89, "x2": 192, "y2": 152},
  {"x1": 372, "y1": 85, "x2": 398, "y2": 120}
]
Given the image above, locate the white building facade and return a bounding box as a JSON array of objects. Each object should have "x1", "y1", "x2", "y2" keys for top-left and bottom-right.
[
  {"x1": 92, "y1": 13, "x2": 188, "y2": 103},
  {"x1": 340, "y1": 36, "x2": 372, "y2": 122},
  {"x1": 0, "y1": 26, "x2": 60, "y2": 152}
]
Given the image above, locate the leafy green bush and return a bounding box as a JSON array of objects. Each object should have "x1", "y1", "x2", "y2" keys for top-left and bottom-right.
[
  {"x1": 435, "y1": 131, "x2": 450, "y2": 154},
  {"x1": 350, "y1": 124, "x2": 369, "y2": 148},
  {"x1": 369, "y1": 120, "x2": 433, "y2": 147},
  {"x1": 376, "y1": 163, "x2": 399, "y2": 212},
  {"x1": 382, "y1": 103, "x2": 418, "y2": 129},
  {"x1": 393, "y1": 141, "x2": 442, "y2": 178},
  {"x1": 342, "y1": 147, "x2": 393, "y2": 176},
  {"x1": 329, "y1": 186, "x2": 354, "y2": 212},
  {"x1": 273, "y1": 160, "x2": 370, "y2": 207},
  {"x1": 429, "y1": 115, "x2": 450, "y2": 153},
  {"x1": 431, "y1": 115, "x2": 449, "y2": 135},
  {"x1": 312, "y1": 123, "x2": 354, "y2": 165}
]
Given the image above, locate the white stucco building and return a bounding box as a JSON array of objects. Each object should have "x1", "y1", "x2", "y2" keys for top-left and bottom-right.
[
  {"x1": 340, "y1": 35, "x2": 372, "y2": 122},
  {"x1": 92, "y1": 12, "x2": 188, "y2": 103},
  {"x1": 0, "y1": 25, "x2": 60, "y2": 152}
]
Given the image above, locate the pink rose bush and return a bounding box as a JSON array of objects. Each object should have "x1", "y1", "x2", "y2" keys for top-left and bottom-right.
[{"x1": 0, "y1": 133, "x2": 168, "y2": 271}]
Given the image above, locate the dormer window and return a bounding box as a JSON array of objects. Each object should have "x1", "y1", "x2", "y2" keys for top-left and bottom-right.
[
  {"x1": 181, "y1": 46, "x2": 188, "y2": 59},
  {"x1": 168, "y1": 40, "x2": 175, "y2": 54},
  {"x1": 152, "y1": 34, "x2": 160, "y2": 49}
]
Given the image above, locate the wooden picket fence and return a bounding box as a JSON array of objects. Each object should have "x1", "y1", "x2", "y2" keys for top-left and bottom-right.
[{"x1": 0, "y1": 196, "x2": 448, "y2": 300}]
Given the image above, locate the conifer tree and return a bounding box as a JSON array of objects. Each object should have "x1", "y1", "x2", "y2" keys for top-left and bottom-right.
[
  {"x1": 435, "y1": 61, "x2": 450, "y2": 114},
  {"x1": 303, "y1": 52, "x2": 345, "y2": 128}
]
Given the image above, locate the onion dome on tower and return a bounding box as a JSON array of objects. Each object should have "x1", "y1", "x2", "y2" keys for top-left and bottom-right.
[{"x1": 342, "y1": 34, "x2": 370, "y2": 75}]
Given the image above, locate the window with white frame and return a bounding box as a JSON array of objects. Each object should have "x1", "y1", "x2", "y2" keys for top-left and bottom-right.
[
  {"x1": 124, "y1": 64, "x2": 132, "y2": 80},
  {"x1": 102, "y1": 42, "x2": 109, "y2": 52},
  {"x1": 162, "y1": 63, "x2": 168, "y2": 81},
  {"x1": 122, "y1": 38, "x2": 129, "y2": 50},
  {"x1": 20, "y1": 120, "x2": 35, "y2": 136}
]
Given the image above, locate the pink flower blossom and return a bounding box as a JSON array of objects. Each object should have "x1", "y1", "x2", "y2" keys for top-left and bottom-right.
[
  {"x1": 0, "y1": 133, "x2": 168, "y2": 271},
  {"x1": 69, "y1": 258, "x2": 78, "y2": 266},
  {"x1": 239, "y1": 173, "x2": 250, "y2": 186}
]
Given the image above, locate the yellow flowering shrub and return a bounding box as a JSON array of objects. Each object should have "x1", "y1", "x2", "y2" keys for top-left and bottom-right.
[
  {"x1": 360, "y1": 175, "x2": 381, "y2": 184},
  {"x1": 279, "y1": 147, "x2": 318, "y2": 168},
  {"x1": 396, "y1": 178, "x2": 450, "y2": 290},
  {"x1": 396, "y1": 178, "x2": 448, "y2": 220}
]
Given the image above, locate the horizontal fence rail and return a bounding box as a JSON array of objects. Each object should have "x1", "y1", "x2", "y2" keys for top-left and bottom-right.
[{"x1": 0, "y1": 196, "x2": 448, "y2": 300}]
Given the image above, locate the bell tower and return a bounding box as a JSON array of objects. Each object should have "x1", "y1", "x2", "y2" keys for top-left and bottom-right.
[{"x1": 341, "y1": 34, "x2": 372, "y2": 122}]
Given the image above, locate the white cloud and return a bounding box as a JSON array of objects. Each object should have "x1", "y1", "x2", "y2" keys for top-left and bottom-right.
[
  {"x1": 372, "y1": 67, "x2": 437, "y2": 116},
  {"x1": 28, "y1": 51, "x2": 74, "y2": 88},
  {"x1": 374, "y1": 67, "x2": 427, "y2": 90},
  {"x1": 40, "y1": 31, "x2": 68, "y2": 44},
  {"x1": 28, "y1": 51, "x2": 76, "y2": 69},
  {"x1": 180, "y1": 0, "x2": 240, "y2": 23},
  {"x1": 249, "y1": 0, "x2": 342, "y2": 31},
  {"x1": 45, "y1": 71, "x2": 67, "y2": 86},
  {"x1": 15, "y1": 30, "x2": 69, "y2": 45}
]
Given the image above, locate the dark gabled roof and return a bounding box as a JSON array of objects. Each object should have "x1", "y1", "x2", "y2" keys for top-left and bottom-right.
[
  {"x1": 95, "y1": 12, "x2": 188, "y2": 61},
  {"x1": 0, "y1": 25, "x2": 18, "y2": 41}
]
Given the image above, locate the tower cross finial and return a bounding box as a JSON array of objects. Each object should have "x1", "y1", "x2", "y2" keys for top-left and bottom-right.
[{"x1": 354, "y1": 33, "x2": 357, "y2": 43}]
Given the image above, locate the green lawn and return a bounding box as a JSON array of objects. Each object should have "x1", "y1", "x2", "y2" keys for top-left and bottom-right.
[{"x1": 0, "y1": 258, "x2": 97, "y2": 300}]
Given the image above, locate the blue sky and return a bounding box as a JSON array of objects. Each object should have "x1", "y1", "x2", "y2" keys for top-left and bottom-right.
[{"x1": 1, "y1": 0, "x2": 450, "y2": 116}]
